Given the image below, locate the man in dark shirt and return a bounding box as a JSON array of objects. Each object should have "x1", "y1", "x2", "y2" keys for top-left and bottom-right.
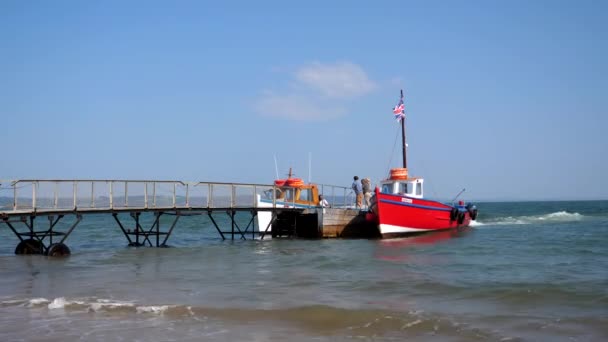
[{"x1": 352, "y1": 176, "x2": 363, "y2": 208}]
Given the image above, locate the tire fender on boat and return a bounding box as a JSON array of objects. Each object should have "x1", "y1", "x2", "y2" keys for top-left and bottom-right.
[
  {"x1": 466, "y1": 204, "x2": 478, "y2": 221},
  {"x1": 457, "y1": 211, "x2": 466, "y2": 224},
  {"x1": 450, "y1": 207, "x2": 459, "y2": 221},
  {"x1": 469, "y1": 208, "x2": 478, "y2": 220}
]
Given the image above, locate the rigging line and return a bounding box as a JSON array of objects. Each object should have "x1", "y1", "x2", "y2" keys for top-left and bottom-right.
[
  {"x1": 0, "y1": 184, "x2": 32, "y2": 190},
  {"x1": 384, "y1": 125, "x2": 401, "y2": 177},
  {"x1": 419, "y1": 158, "x2": 440, "y2": 200},
  {"x1": 415, "y1": 155, "x2": 438, "y2": 199}
]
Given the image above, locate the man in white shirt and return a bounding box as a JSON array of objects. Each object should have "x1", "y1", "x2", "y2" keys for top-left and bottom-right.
[{"x1": 318, "y1": 195, "x2": 330, "y2": 208}]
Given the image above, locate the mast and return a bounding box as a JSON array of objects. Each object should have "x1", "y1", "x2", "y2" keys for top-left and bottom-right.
[{"x1": 400, "y1": 89, "x2": 407, "y2": 169}]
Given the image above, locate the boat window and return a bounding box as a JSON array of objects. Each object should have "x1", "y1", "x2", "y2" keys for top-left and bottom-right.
[
  {"x1": 415, "y1": 183, "x2": 422, "y2": 196},
  {"x1": 284, "y1": 189, "x2": 294, "y2": 201},
  {"x1": 381, "y1": 184, "x2": 392, "y2": 194},
  {"x1": 298, "y1": 189, "x2": 311, "y2": 201},
  {"x1": 264, "y1": 189, "x2": 275, "y2": 199},
  {"x1": 399, "y1": 183, "x2": 409, "y2": 194}
]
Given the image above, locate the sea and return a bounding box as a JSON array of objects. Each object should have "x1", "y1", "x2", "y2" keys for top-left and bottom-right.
[{"x1": 0, "y1": 200, "x2": 607, "y2": 341}]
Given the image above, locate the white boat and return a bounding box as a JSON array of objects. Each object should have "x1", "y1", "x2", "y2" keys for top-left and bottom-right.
[{"x1": 256, "y1": 169, "x2": 322, "y2": 236}]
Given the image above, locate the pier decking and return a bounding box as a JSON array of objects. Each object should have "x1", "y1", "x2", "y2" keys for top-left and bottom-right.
[{"x1": 0, "y1": 179, "x2": 377, "y2": 256}]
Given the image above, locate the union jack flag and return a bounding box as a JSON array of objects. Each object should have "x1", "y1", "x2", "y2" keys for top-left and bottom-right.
[{"x1": 393, "y1": 92, "x2": 405, "y2": 121}]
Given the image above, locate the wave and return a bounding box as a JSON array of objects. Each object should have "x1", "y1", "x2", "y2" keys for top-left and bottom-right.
[
  {"x1": 4, "y1": 295, "x2": 606, "y2": 340},
  {"x1": 1, "y1": 296, "x2": 515, "y2": 340},
  {"x1": 19, "y1": 297, "x2": 175, "y2": 315},
  {"x1": 475, "y1": 211, "x2": 584, "y2": 226}
]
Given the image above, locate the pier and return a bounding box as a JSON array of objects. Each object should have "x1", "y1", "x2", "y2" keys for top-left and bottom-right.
[{"x1": 0, "y1": 179, "x2": 377, "y2": 256}]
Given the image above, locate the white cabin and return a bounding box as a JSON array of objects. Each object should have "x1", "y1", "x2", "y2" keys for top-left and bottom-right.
[{"x1": 379, "y1": 177, "x2": 424, "y2": 199}]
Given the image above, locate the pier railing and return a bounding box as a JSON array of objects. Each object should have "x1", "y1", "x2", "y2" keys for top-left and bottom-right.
[
  {"x1": 0, "y1": 180, "x2": 271, "y2": 213},
  {"x1": 0, "y1": 180, "x2": 357, "y2": 214},
  {"x1": 317, "y1": 183, "x2": 355, "y2": 208}
]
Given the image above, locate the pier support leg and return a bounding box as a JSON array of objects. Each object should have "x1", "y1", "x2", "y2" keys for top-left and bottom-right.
[
  {"x1": 132, "y1": 212, "x2": 142, "y2": 246},
  {"x1": 240, "y1": 210, "x2": 256, "y2": 240},
  {"x1": 3, "y1": 214, "x2": 79, "y2": 256},
  {"x1": 2, "y1": 218, "x2": 24, "y2": 243},
  {"x1": 133, "y1": 212, "x2": 154, "y2": 247},
  {"x1": 113, "y1": 213, "x2": 136, "y2": 246},
  {"x1": 207, "y1": 211, "x2": 226, "y2": 240},
  {"x1": 113, "y1": 212, "x2": 177, "y2": 248},
  {"x1": 46, "y1": 214, "x2": 81, "y2": 257},
  {"x1": 37, "y1": 215, "x2": 64, "y2": 246},
  {"x1": 227, "y1": 210, "x2": 246, "y2": 240},
  {"x1": 260, "y1": 211, "x2": 278, "y2": 240},
  {"x1": 160, "y1": 213, "x2": 180, "y2": 247}
]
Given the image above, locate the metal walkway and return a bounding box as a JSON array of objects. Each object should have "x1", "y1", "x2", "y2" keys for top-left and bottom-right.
[{"x1": 0, "y1": 179, "x2": 352, "y2": 256}]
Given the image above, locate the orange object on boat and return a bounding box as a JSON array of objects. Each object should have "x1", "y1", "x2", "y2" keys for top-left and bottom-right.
[
  {"x1": 390, "y1": 168, "x2": 408, "y2": 180},
  {"x1": 274, "y1": 179, "x2": 287, "y2": 186},
  {"x1": 285, "y1": 178, "x2": 304, "y2": 187}
]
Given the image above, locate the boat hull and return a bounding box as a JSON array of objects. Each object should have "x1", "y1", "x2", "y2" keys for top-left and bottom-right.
[
  {"x1": 370, "y1": 189, "x2": 471, "y2": 238},
  {"x1": 255, "y1": 195, "x2": 318, "y2": 237}
]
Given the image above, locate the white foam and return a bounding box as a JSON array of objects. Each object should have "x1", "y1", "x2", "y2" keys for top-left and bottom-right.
[
  {"x1": 18, "y1": 297, "x2": 188, "y2": 317},
  {"x1": 89, "y1": 299, "x2": 135, "y2": 312},
  {"x1": 48, "y1": 297, "x2": 67, "y2": 309},
  {"x1": 136, "y1": 305, "x2": 170, "y2": 314},
  {"x1": 47, "y1": 297, "x2": 88, "y2": 310},
  {"x1": 480, "y1": 211, "x2": 584, "y2": 226},
  {"x1": 401, "y1": 319, "x2": 423, "y2": 329},
  {"x1": 540, "y1": 211, "x2": 582, "y2": 220},
  {"x1": 1, "y1": 299, "x2": 27, "y2": 306},
  {"x1": 28, "y1": 298, "x2": 50, "y2": 307},
  {"x1": 468, "y1": 220, "x2": 485, "y2": 227}
]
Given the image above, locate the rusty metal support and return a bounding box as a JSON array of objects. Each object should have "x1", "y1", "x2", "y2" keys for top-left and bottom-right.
[
  {"x1": 226, "y1": 210, "x2": 246, "y2": 240},
  {"x1": 37, "y1": 215, "x2": 64, "y2": 245},
  {"x1": 241, "y1": 210, "x2": 256, "y2": 239},
  {"x1": 113, "y1": 213, "x2": 134, "y2": 245},
  {"x1": 58, "y1": 215, "x2": 81, "y2": 245},
  {"x1": 139, "y1": 212, "x2": 162, "y2": 247},
  {"x1": 161, "y1": 212, "x2": 180, "y2": 247},
  {"x1": 2, "y1": 218, "x2": 24, "y2": 242},
  {"x1": 207, "y1": 211, "x2": 225, "y2": 240}
]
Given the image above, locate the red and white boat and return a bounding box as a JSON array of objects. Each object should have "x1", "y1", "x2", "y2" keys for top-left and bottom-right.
[{"x1": 368, "y1": 90, "x2": 478, "y2": 238}]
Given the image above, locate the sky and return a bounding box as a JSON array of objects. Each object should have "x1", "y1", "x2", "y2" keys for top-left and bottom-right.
[{"x1": 1, "y1": 0, "x2": 606, "y2": 201}]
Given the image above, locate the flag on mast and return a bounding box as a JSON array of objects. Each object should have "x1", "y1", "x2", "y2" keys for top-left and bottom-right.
[{"x1": 392, "y1": 91, "x2": 405, "y2": 121}]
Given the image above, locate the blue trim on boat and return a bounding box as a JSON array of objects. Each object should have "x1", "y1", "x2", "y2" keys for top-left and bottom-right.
[
  {"x1": 259, "y1": 198, "x2": 318, "y2": 209},
  {"x1": 379, "y1": 198, "x2": 452, "y2": 212}
]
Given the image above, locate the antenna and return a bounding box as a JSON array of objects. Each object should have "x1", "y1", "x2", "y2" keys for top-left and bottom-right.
[
  {"x1": 274, "y1": 155, "x2": 279, "y2": 179},
  {"x1": 450, "y1": 188, "x2": 466, "y2": 204},
  {"x1": 308, "y1": 152, "x2": 312, "y2": 183}
]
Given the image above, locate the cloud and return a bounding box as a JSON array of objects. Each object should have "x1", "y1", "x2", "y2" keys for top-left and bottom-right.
[
  {"x1": 255, "y1": 61, "x2": 375, "y2": 121},
  {"x1": 254, "y1": 91, "x2": 346, "y2": 121},
  {"x1": 294, "y1": 62, "x2": 377, "y2": 98}
]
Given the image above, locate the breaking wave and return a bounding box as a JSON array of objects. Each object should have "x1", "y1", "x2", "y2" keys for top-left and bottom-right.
[
  {"x1": 15, "y1": 297, "x2": 176, "y2": 315},
  {"x1": 0, "y1": 296, "x2": 517, "y2": 340},
  {"x1": 476, "y1": 211, "x2": 584, "y2": 226}
]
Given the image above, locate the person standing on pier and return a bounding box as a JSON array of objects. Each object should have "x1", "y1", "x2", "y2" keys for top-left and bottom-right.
[
  {"x1": 318, "y1": 195, "x2": 330, "y2": 208},
  {"x1": 352, "y1": 176, "x2": 363, "y2": 208},
  {"x1": 362, "y1": 177, "x2": 372, "y2": 208}
]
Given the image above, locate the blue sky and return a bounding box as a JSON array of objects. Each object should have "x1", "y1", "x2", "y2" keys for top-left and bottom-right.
[{"x1": 1, "y1": 0, "x2": 606, "y2": 201}]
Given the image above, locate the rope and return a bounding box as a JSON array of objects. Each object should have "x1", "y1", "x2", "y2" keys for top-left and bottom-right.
[{"x1": 384, "y1": 125, "x2": 401, "y2": 178}]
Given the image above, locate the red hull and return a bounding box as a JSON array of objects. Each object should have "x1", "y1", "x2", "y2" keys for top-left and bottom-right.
[{"x1": 370, "y1": 188, "x2": 471, "y2": 238}]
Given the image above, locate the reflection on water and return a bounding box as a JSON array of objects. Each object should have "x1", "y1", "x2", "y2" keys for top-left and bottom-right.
[
  {"x1": 379, "y1": 228, "x2": 472, "y2": 247},
  {"x1": 374, "y1": 228, "x2": 472, "y2": 263}
]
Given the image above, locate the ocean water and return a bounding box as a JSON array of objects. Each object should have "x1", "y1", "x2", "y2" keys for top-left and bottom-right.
[{"x1": 0, "y1": 201, "x2": 607, "y2": 341}]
